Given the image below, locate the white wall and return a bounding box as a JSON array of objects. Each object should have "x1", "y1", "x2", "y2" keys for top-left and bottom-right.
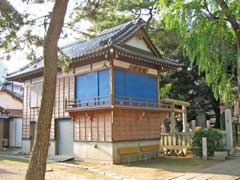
[
  {"x1": 22, "y1": 139, "x2": 30, "y2": 154},
  {"x1": 126, "y1": 35, "x2": 152, "y2": 52},
  {"x1": 0, "y1": 91, "x2": 22, "y2": 109}
]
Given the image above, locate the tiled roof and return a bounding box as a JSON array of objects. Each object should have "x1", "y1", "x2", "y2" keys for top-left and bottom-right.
[
  {"x1": 6, "y1": 19, "x2": 181, "y2": 81},
  {"x1": 61, "y1": 19, "x2": 144, "y2": 59},
  {"x1": 7, "y1": 60, "x2": 43, "y2": 81}
]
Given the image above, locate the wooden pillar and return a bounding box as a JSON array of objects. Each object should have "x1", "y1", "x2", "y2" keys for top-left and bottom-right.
[
  {"x1": 110, "y1": 59, "x2": 114, "y2": 105},
  {"x1": 182, "y1": 105, "x2": 187, "y2": 132},
  {"x1": 170, "y1": 104, "x2": 176, "y2": 133},
  {"x1": 157, "y1": 70, "x2": 161, "y2": 107}
]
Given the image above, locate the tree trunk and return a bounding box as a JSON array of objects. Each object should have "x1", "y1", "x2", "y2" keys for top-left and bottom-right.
[
  {"x1": 237, "y1": 40, "x2": 240, "y2": 121},
  {"x1": 214, "y1": 100, "x2": 221, "y2": 129},
  {"x1": 25, "y1": 1, "x2": 69, "y2": 180}
]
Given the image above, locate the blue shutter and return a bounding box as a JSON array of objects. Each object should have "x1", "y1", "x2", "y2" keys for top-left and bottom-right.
[
  {"x1": 98, "y1": 69, "x2": 110, "y2": 105},
  {"x1": 114, "y1": 70, "x2": 125, "y2": 104},
  {"x1": 114, "y1": 69, "x2": 158, "y2": 106},
  {"x1": 75, "y1": 72, "x2": 98, "y2": 106}
]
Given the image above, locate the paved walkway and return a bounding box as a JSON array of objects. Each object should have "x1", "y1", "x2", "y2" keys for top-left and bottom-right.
[{"x1": 172, "y1": 154, "x2": 240, "y2": 180}]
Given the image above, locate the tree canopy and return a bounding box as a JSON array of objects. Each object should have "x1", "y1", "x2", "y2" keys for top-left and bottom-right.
[{"x1": 160, "y1": 0, "x2": 239, "y2": 102}]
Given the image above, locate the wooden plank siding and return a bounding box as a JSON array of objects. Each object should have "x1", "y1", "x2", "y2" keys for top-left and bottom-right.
[
  {"x1": 112, "y1": 109, "x2": 168, "y2": 141},
  {"x1": 73, "y1": 110, "x2": 112, "y2": 142},
  {"x1": 22, "y1": 75, "x2": 75, "y2": 140}
]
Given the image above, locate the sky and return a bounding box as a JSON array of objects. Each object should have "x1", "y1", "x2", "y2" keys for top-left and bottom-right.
[{"x1": 0, "y1": 0, "x2": 91, "y2": 80}]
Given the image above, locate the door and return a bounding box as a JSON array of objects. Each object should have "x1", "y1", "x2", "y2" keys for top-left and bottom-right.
[
  {"x1": 0, "y1": 119, "x2": 3, "y2": 149},
  {"x1": 57, "y1": 118, "x2": 73, "y2": 155},
  {"x1": 30, "y1": 121, "x2": 36, "y2": 151},
  {"x1": 9, "y1": 118, "x2": 22, "y2": 147},
  {"x1": 3, "y1": 119, "x2": 9, "y2": 147}
]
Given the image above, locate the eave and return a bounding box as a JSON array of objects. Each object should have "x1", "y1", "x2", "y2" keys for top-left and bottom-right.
[{"x1": 6, "y1": 46, "x2": 182, "y2": 82}]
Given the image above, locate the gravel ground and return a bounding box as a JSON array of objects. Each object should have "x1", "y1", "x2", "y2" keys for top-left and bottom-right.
[{"x1": 0, "y1": 157, "x2": 112, "y2": 180}]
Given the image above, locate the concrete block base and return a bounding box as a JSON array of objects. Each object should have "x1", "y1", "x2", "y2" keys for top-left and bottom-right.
[
  {"x1": 22, "y1": 139, "x2": 56, "y2": 155},
  {"x1": 74, "y1": 142, "x2": 113, "y2": 164}
]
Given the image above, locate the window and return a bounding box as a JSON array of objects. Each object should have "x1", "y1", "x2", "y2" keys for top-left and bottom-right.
[{"x1": 30, "y1": 83, "x2": 42, "y2": 108}]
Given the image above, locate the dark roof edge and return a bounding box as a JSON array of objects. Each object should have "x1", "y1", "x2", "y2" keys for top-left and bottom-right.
[
  {"x1": 112, "y1": 45, "x2": 182, "y2": 68},
  {"x1": 6, "y1": 68, "x2": 44, "y2": 82}
]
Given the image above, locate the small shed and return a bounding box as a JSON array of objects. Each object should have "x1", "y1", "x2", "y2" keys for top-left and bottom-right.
[
  {"x1": 0, "y1": 107, "x2": 23, "y2": 149},
  {"x1": 0, "y1": 87, "x2": 23, "y2": 149}
]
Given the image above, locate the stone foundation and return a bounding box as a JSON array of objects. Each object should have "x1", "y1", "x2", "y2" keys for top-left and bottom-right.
[
  {"x1": 74, "y1": 142, "x2": 113, "y2": 163},
  {"x1": 22, "y1": 139, "x2": 56, "y2": 155}
]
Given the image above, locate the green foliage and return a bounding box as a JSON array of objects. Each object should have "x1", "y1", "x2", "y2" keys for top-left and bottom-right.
[
  {"x1": 192, "y1": 127, "x2": 225, "y2": 157},
  {"x1": 70, "y1": 0, "x2": 160, "y2": 35},
  {"x1": 160, "y1": 0, "x2": 239, "y2": 102},
  {"x1": 0, "y1": 4, "x2": 23, "y2": 51},
  {"x1": 160, "y1": 83, "x2": 172, "y2": 98},
  {"x1": 0, "y1": 1, "x2": 72, "y2": 70}
]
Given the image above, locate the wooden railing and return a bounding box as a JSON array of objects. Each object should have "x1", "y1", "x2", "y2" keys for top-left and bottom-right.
[
  {"x1": 66, "y1": 96, "x2": 111, "y2": 108},
  {"x1": 160, "y1": 132, "x2": 194, "y2": 149},
  {"x1": 65, "y1": 96, "x2": 187, "y2": 112}
]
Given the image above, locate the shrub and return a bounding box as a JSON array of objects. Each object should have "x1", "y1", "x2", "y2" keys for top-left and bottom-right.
[{"x1": 192, "y1": 127, "x2": 225, "y2": 157}]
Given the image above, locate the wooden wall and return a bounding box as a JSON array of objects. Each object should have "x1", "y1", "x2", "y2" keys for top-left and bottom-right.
[
  {"x1": 22, "y1": 60, "x2": 111, "y2": 141},
  {"x1": 22, "y1": 75, "x2": 75, "y2": 140},
  {"x1": 73, "y1": 110, "x2": 112, "y2": 142},
  {"x1": 112, "y1": 109, "x2": 168, "y2": 141}
]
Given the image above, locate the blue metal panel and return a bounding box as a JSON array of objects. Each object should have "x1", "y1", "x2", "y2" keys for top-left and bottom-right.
[
  {"x1": 114, "y1": 70, "x2": 125, "y2": 104},
  {"x1": 98, "y1": 69, "x2": 110, "y2": 105},
  {"x1": 75, "y1": 72, "x2": 98, "y2": 106},
  {"x1": 114, "y1": 69, "x2": 157, "y2": 106},
  {"x1": 125, "y1": 71, "x2": 157, "y2": 100}
]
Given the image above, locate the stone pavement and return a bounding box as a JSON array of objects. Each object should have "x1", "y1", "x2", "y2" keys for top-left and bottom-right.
[{"x1": 171, "y1": 154, "x2": 240, "y2": 180}]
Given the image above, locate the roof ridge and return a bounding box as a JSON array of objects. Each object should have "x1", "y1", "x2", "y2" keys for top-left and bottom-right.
[
  {"x1": 62, "y1": 18, "x2": 144, "y2": 50},
  {"x1": 112, "y1": 22, "x2": 143, "y2": 44},
  {"x1": 97, "y1": 18, "x2": 143, "y2": 37}
]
